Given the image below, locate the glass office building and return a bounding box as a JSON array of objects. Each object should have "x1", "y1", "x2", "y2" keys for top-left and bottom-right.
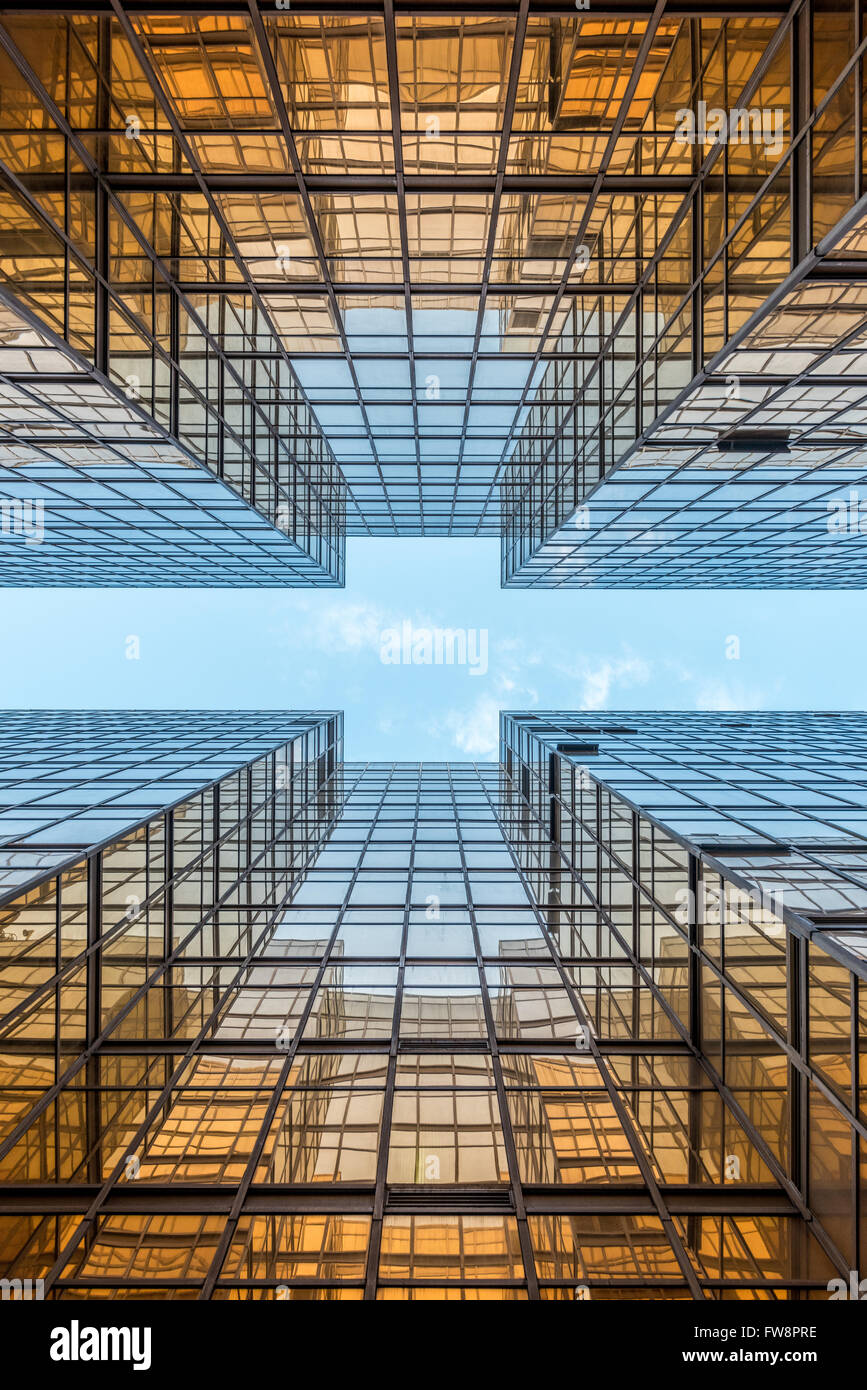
[
  {"x1": 496, "y1": 9, "x2": 867, "y2": 586},
  {"x1": 1, "y1": 5, "x2": 864, "y2": 586},
  {"x1": 1, "y1": 708, "x2": 863, "y2": 1300}
]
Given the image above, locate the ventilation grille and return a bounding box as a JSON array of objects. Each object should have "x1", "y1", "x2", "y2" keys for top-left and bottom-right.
[{"x1": 387, "y1": 1187, "x2": 514, "y2": 1212}]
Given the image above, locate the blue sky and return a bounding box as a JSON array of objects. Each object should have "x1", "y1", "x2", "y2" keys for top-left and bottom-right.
[{"x1": 1, "y1": 537, "x2": 863, "y2": 760}]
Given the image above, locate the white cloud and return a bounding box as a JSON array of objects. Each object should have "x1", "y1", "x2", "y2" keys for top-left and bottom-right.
[
  {"x1": 579, "y1": 656, "x2": 650, "y2": 709},
  {"x1": 434, "y1": 695, "x2": 501, "y2": 759},
  {"x1": 428, "y1": 643, "x2": 650, "y2": 750},
  {"x1": 271, "y1": 596, "x2": 388, "y2": 658},
  {"x1": 552, "y1": 652, "x2": 651, "y2": 709},
  {"x1": 693, "y1": 679, "x2": 769, "y2": 711},
  {"x1": 492, "y1": 671, "x2": 538, "y2": 703},
  {"x1": 316, "y1": 600, "x2": 387, "y2": 654},
  {"x1": 662, "y1": 657, "x2": 696, "y2": 684},
  {"x1": 274, "y1": 597, "x2": 403, "y2": 659}
]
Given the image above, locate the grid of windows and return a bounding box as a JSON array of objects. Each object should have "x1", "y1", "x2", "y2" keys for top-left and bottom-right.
[
  {"x1": 0, "y1": 8, "x2": 347, "y2": 584},
  {"x1": 1, "y1": 715, "x2": 857, "y2": 1300},
  {"x1": 503, "y1": 710, "x2": 867, "y2": 1287},
  {"x1": 0, "y1": 711, "x2": 344, "y2": 1297},
  {"x1": 0, "y1": 711, "x2": 341, "y2": 897},
  {"x1": 501, "y1": 11, "x2": 867, "y2": 584},
  {"x1": 0, "y1": 2, "x2": 859, "y2": 570},
  {"x1": 0, "y1": 294, "x2": 345, "y2": 586}
]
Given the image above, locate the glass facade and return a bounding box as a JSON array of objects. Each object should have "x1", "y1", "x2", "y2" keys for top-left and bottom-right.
[
  {"x1": 501, "y1": 8, "x2": 867, "y2": 585},
  {"x1": 0, "y1": 14, "x2": 346, "y2": 585},
  {"x1": 0, "y1": 710, "x2": 344, "y2": 1296},
  {"x1": 1, "y1": 709, "x2": 863, "y2": 1299},
  {"x1": 1, "y1": 3, "x2": 861, "y2": 581},
  {"x1": 0, "y1": 0, "x2": 864, "y2": 1327},
  {"x1": 502, "y1": 710, "x2": 867, "y2": 1290}
]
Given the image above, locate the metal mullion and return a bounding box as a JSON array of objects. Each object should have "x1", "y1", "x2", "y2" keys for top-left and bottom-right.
[
  {"x1": 53, "y1": 875, "x2": 61, "y2": 1166},
  {"x1": 454, "y1": 0, "x2": 529, "y2": 522},
  {"x1": 62, "y1": 20, "x2": 71, "y2": 342},
  {"x1": 364, "y1": 763, "x2": 410, "y2": 1299},
  {"x1": 383, "y1": 0, "x2": 420, "y2": 488},
  {"x1": 856, "y1": 0, "x2": 864, "y2": 203},
  {"x1": 85, "y1": 851, "x2": 101, "y2": 1159},
  {"x1": 849, "y1": 968, "x2": 859, "y2": 1270},
  {"x1": 455, "y1": 765, "x2": 539, "y2": 1300},
  {"x1": 855, "y1": 973, "x2": 862, "y2": 1275},
  {"x1": 94, "y1": 17, "x2": 112, "y2": 378},
  {"x1": 320, "y1": 13, "x2": 342, "y2": 133},
  {"x1": 103, "y1": 171, "x2": 709, "y2": 195},
  {"x1": 15, "y1": 2, "x2": 799, "y2": 15},
  {"x1": 171, "y1": 279, "x2": 644, "y2": 296}
]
